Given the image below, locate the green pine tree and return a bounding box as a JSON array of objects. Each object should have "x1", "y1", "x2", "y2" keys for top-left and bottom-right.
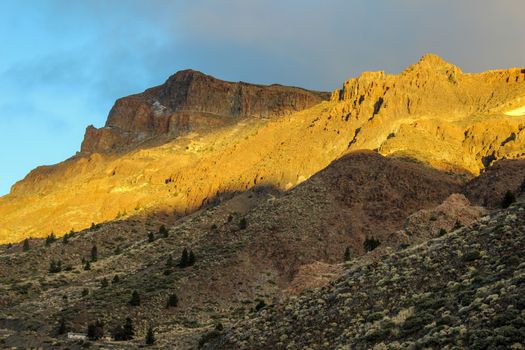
[
  {"x1": 363, "y1": 238, "x2": 380, "y2": 252},
  {"x1": 239, "y1": 217, "x2": 248, "y2": 230},
  {"x1": 91, "y1": 245, "x2": 98, "y2": 262},
  {"x1": 166, "y1": 294, "x2": 178, "y2": 308},
  {"x1": 129, "y1": 290, "x2": 140, "y2": 306},
  {"x1": 123, "y1": 317, "x2": 134, "y2": 340},
  {"x1": 188, "y1": 250, "x2": 196, "y2": 266},
  {"x1": 166, "y1": 254, "x2": 174, "y2": 269},
  {"x1": 145, "y1": 325, "x2": 155, "y2": 345},
  {"x1": 179, "y1": 248, "x2": 189, "y2": 267},
  {"x1": 343, "y1": 247, "x2": 351, "y2": 262},
  {"x1": 159, "y1": 225, "x2": 169, "y2": 238},
  {"x1": 502, "y1": 190, "x2": 516, "y2": 209},
  {"x1": 45, "y1": 233, "x2": 56, "y2": 246},
  {"x1": 22, "y1": 238, "x2": 30, "y2": 252},
  {"x1": 57, "y1": 317, "x2": 67, "y2": 335}
]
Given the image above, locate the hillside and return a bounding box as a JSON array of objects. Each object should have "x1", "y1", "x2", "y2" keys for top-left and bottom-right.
[
  {"x1": 1, "y1": 54, "x2": 524, "y2": 243},
  {"x1": 0, "y1": 151, "x2": 478, "y2": 348},
  {"x1": 203, "y1": 195, "x2": 525, "y2": 350}
]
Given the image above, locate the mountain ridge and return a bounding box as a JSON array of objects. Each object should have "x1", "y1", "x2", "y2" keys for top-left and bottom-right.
[
  {"x1": 1, "y1": 54, "x2": 524, "y2": 243},
  {"x1": 81, "y1": 69, "x2": 330, "y2": 153}
]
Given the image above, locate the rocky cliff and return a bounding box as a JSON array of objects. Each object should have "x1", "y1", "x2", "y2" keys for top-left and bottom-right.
[
  {"x1": 0, "y1": 54, "x2": 524, "y2": 243},
  {"x1": 328, "y1": 54, "x2": 525, "y2": 173},
  {"x1": 81, "y1": 70, "x2": 330, "y2": 153}
]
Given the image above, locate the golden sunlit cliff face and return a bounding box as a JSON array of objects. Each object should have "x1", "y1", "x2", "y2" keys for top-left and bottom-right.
[{"x1": 1, "y1": 54, "x2": 524, "y2": 243}]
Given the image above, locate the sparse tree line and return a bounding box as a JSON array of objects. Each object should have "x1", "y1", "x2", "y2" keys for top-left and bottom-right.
[{"x1": 57, "y1": 317, "x2": 155, "y2": 345}]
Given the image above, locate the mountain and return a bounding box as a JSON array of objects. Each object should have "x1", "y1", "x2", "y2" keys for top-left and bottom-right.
[
  {"x1": 0, "y1": 54, "x2": 524, "y2": 244},
  {"x1": 1, "y1": 54, "x2": 524, "y2": 348}
]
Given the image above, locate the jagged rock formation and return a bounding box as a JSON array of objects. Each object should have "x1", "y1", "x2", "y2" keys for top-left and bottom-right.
[
  {"x1": 329, "y1": 54, "x2": 525, "y2": 173},
  {"x1": 81, "y1": 70, "x2": 330, "y2": 153},
  {"x1": 1, "y1": 54, "x2": 524, "y2": 243},
  {"x1": 203, "y1": 196, "x2": 525, "y2": 350}
]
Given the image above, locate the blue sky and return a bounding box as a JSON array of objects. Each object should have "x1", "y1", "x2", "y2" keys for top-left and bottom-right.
[{"x1": 1, "y1": 0, "x2": 524, "y2": 195}]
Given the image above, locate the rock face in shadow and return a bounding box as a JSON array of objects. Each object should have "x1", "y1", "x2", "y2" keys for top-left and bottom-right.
[
  {"x1": 463, "y1": 158, "x2": 525, "y2": 208},
  {"x1": 81, "y1": 70, "x2": 330, "y2": 153}
]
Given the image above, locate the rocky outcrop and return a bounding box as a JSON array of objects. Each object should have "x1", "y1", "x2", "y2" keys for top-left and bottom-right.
[
  {"x1": 329, "y1": 53, "x2": 525, "y2": 173},
  {"x1": 81, "y1": 70, "x2": 330, "y2": 153},
  {"x1": 395, "y1": 193, "x2": 486, "y2": 243}
]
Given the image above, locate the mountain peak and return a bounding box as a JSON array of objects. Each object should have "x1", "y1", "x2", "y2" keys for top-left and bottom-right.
[
  {"x1": 170, "y1": 69, "x2": 210, "y2": 81},
  {"x1": 407, "y1": 53, "x2": 461, "y2": 73}
]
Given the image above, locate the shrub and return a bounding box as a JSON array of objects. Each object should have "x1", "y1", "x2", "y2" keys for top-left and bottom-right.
[
  {"x1": 438, "y1": 228, "x2": 447, "y2": 236},
  {"x1": 81, "y1": 288, "x2": 89, "y2": 297},
  {"x1": 501, "y1": 190, "x2": 516, "y2": 209},
  {"x1": 49, "y1": 260, "x2": 62, "y2": 273},
  {"x1": 254, "y1": 300, "x2": 266, "y2": 312},
  {"x1": 148, "y1": 232, "x2": 155, "y2": 242},
  {"x1": 463, "y1": 250, "x2": 481, "y2": 262},
  {"x1": 520, "y1": 177, "x2": 525, "y2": 194},
  {"x1": 62, "y1": 233, "x2": 70, "y2": 245},
  {"x1": 100, "y1": 278, "x2": 108, "y2": 288},
  {"x1": 129, "y1": 291, "x2": 140, "y2": 306},
  {"x1": 166, "y1": 294, "x2": 178, "y2": 308},
  {"x1": 84, "y1": 260, "x2": 91, "y2": 271},
  {"x1": 364, "y1": 238, "x2": 380, "y2": 252},
  {"x1": 114, "y1": 246, "x2": 122, "y2": 255},
  {"x1": 112, "y1": 275, "x2": 120, "y2": 284},
  {"x1": 400, "y1": 312, "x2": 433, "y2": 336}
]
